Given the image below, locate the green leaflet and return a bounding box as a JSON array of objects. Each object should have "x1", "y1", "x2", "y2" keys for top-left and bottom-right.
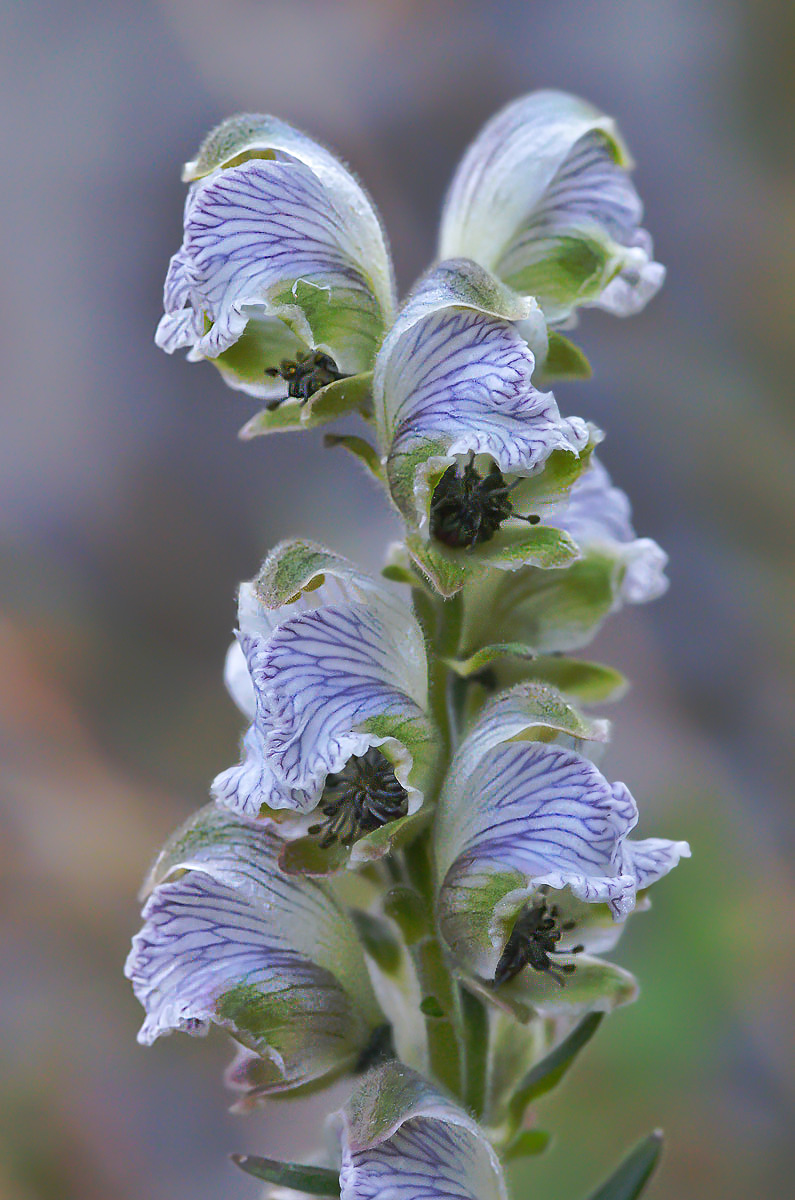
[
  {"x1": 585, "y1": 1132, "x2": 664, "y2": 1200},
  {"x1": 232, "y1": 1154, "x2": 340, "y2": 1196}
]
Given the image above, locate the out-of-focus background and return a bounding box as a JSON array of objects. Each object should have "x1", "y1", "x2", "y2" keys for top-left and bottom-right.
[{"x1": 1, "y1": 1, "x2": 793, "y2": 1197}]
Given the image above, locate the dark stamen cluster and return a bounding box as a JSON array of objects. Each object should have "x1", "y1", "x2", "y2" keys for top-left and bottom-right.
[
  {"x1": 494, "y1": 892, "x2": 584, "y2": 988},
  {"x1": 429, "y1": 452, "x2": 540, "y2": 549},
  {"x1": 308, "y1": 748, "x2": 409, "y2": 849},
  {"x1": 265, "y1": 350, "x2": 347, "y2": 409}
]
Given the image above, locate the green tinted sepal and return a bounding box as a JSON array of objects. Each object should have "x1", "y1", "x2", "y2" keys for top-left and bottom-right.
[
  {"x1": 324, "y1": 432, "x2": 385, "y2": 481},
  {"x1": 239, "y1": 372, "x2": 374, "y2": 439},
  {"x1": 535, "y1": 331, "x2": 592, "y2": 384}
]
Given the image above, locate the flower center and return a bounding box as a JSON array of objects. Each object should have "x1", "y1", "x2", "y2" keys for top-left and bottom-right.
[
  {"x1": 265, "y1": 350, "x2": 347, "y2": 408},
  {"x1": 307, "y1": 748, "x2": 409, "y2": 849},
  {"x1": 495, "y1": 894, "x2": 584, "y2": 988},
  {"x1": 429, "y1": 452, "x2": 540, "y2": 549}
]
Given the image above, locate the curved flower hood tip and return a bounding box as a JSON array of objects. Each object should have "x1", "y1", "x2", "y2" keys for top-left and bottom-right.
[
  {"x1": 336, "y1": 1062, "x2": 507, "y2": 1200},
  {"x1": 439, "y1": 89, "x2": 664, "y2": 325},
  {"x1": 156, "y1": 114, "x2": 395, "y2": 409},
  {"x1": 124, "y1": 804, "x2": 384, "y2": 1098},
  {"x1": 213, "y1": 539, "x2": 435, "y2": 874},
  {"x1": 373, "y1": 259, "x2": 591, "y2": 595},
  {"x1": 434, "y1": 684, "x2": 690, "y2": 1017}
]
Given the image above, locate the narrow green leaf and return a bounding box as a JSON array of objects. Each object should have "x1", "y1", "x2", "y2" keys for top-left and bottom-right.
[
  {"x1": 231, "y1": 1154, "x2": 341, "y2": 1196},
  {"x1": 503, "y1": 1129, "x2": 552, "y2": 1161},
  {"x1": 585, "y1": 1131, "x2": 663, "y2": 1200},
  {"x1": 324, "y1": 433, "x2": 384, "y2": 481},
  {"x1": 510, "y1": 1012, "x2": 604, "y2": 1120}
]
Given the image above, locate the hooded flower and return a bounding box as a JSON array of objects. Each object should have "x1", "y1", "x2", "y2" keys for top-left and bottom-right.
[
  {"x1": 212, "y1": 540, "x2": 435, "y2": 873},
  {"x1": 439, "y1": 90, "x2": 664, "y2": 327},
  {"x1": 458, "y1": 455, "x2": 668, "y2": 663},
  {"x1": 336, "y1": 1062, "x2": 507, "y2": 1200},
  {"x1": 373, "y1": 259, "x2": 591, "y2": 596},
  {"x1": 124, "y1": 804, "x2": 386, "y2": 1097},
  {"x1": 155, "y1": 114, "x2": 395, "y2": 425},
  {"x1": 434, "y1": 684, "x2": 689, "y2": 1017}
]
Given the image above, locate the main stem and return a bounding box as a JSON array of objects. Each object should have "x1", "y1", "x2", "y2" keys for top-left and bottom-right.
[{"x1": 406, "y1": 584, "x2": 490, "y2": 1114}]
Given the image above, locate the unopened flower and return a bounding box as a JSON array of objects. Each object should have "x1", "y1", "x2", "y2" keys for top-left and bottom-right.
[
  {"x1": 124, "y1": 804, "x2": 386, "y2": 1096},
  {"x1": 434, "y1": 684, "x2": 689, "y2": 1016},
  {"x1": 213, "y1": 540, "x2": 435, "y2": 872},
  {"x1": 439, "y1": 89, "x2": 664, "y2": 326},
  {"x1": 336, "y1": 1062, "x2": 507, "y2": 1200},
  {"x1": 373, "y1": 259, "x2": 590, "y2": 595},
  {"x1": 156, "y1": 114, "x2": 394, "y2": 418}
]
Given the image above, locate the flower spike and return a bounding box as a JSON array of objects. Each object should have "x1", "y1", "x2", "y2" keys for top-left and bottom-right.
[{"x1": 439, "y1": 90, "x2": 664, "y2": 325}]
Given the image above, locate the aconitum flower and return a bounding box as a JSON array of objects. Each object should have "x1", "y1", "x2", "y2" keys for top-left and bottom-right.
[
  {"x1": 434, "y1": 685, "x2": 689, "y2": 1016},
  {"x1": 155, "y1": 114, "x2": 395, "y2": 414},
  {"x1": 124, "y1": 805, "x2": 386, "y2": 1096},
  {"x1": 373, "y1": 259, "x2": 590, "y2": 595},
  {"x1": 213, "y1": 540, "x2": 435, "y2": 873},
  {"x1": 336, "y1": 1062, "x2": 507, "y2": 1200},
  {"x1": 439, "y1": 90, "x2": 664, "y2": 326},
  {"x1": 458, "y1": 455, "x2": 669, "y2": 659}
]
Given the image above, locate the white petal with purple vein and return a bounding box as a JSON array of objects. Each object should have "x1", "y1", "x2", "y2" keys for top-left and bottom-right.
[{"x1": 338, "y1": 1064, "x2": 506, "y2": 1200}]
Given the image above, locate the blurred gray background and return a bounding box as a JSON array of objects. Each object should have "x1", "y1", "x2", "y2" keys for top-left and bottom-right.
[{"x1": 1, "y1": 1, "x2": 793, "y2": 1198}]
